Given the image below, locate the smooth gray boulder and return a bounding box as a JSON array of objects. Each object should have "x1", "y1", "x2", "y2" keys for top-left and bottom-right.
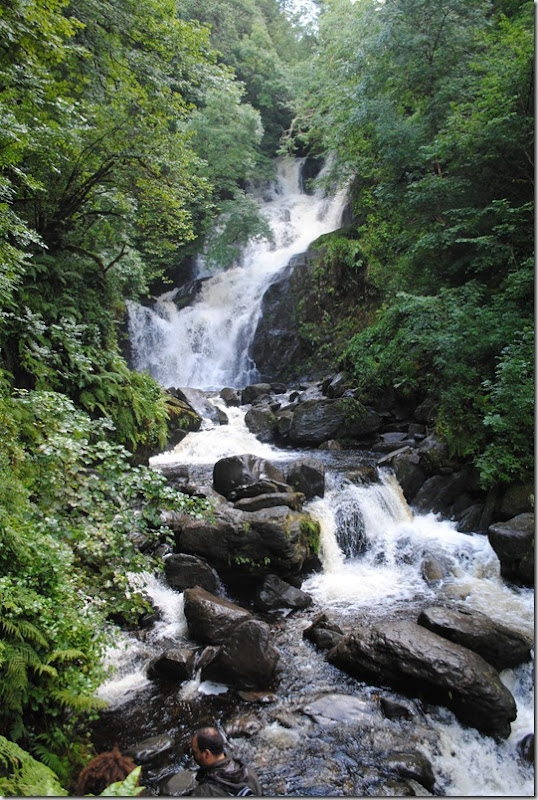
[
  {"x1": 327, "y1": 619, "x2": 517, "y2": 738},
  {"x1": 286, "y1": 458, "x2": 325, "y2": 499}
]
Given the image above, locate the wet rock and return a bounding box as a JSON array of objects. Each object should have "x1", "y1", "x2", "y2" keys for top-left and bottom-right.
[
  {"x1": 499, "y1": 483, "x2": 534, "y2": 520},
  {"x1": 228, "y1": 480, "x2": 291, "y2": 502},
  {"x1": 233, "y1": 492, "x2": 305, "y2": 513},
  {"x1": 183, "y1": 586, "x2": 252, "y2": 644},
  {"x1": 417, "y1": 605, "x2": 532, "y2": 671},
  {"x1": 380, "y1": 695, "x2": 422, "y2": 721},
  {"x1": 303, "y1": 614, "x2": 344, "y2": 651},
  {"x1": 172, "y1": 387, "x2": 228, "y2": 426},
  {"x1": 286, "y1": 458, "x2": 325, "y2": 499},
  {"x1": 147, "y1": 648, "x2": 197, "y2": 682},
  {"x1": 224, "y1": 713, "x2": 263, "y2": 738},
  {"x1": 204, "y1": 618, "x2": 280, "y2": 689},
  {"x1": 255, "y1": 574, "x2": 313, "y2": 612},
  {"x1": 380, "y1": 450, "x2": 425, "y2": 504},
  {"x1": 379, "y1": 751, "x2": 435, "y2": 792},
  {"x1": 456, "y1": 503, "x2": 484, "y2": 533},
  {"x1": 420, "y1": 554, "x2": 452, "y2": 584},
  {"x1": 517, "y1": 732, "x2": 534, "y2": 763},
  {"x1": 413, "y1": 468, "x2": 479, "y2": 517},
  {"x1": 172, "y1": 502, "x2": 320, "y2": 579},
  {"x1": 213, "y1": 454, "x2": 287, "y2": 498},
  {"x1": 327, "y1": 619, "x2": 517, "y2": 738},
  {"x1": 128, "y1": 734, "x2": 173, "y2": 763},
  {"x1": 220, "y1": 387, "x2": 241, "y2": 407},
  {"x1": 288, "y1": 397, "x2": 381, "y2": 446},
  {"x1": 160, "y1": 769, "x2": 196, "y2": 796},
  {"x1": 488, "y1": 512, "x2": 535, "y2": 586},
  {"x1": 244, "y1": 406, "x2": 276, "y2": 442},
  {"x1": 163, "y1": 553, "x2": 221, "y2": 594},
  {"x1": 303, "y1": 693, "x2": 377, "y2": 725},
  {"x1": 241, "y1": 383, "x2": 273, "y2": 404}
]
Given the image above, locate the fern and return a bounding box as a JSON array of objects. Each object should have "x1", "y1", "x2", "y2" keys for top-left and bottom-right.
[
  {"x1": 0, "y1": 736, "x2": 67, "y2": 797},
  {"x1": 99, "y1": 766, "x2": 143, "y2": 796}
]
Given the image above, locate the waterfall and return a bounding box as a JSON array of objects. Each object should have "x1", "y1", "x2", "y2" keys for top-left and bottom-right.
[{"x1": 127, "y1": 158, "x2": 348, "y2": 390}]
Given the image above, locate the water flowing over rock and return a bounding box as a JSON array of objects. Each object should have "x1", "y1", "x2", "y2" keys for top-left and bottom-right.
[{"x1": 327, "y1": 619, "x2": 517, "y2": 738}]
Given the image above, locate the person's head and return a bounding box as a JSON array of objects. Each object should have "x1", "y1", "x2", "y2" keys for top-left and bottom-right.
[
  {"x1": 191, "y1": 727, "x2": 226, "y2": 767},
  {"x1": 75, "y1": 746, "x2": 138, "y2": 796}
]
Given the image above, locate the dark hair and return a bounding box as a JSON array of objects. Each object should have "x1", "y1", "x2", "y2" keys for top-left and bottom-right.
[
  {"x1": 75, "y1": 746, "x2": 138, "y2": 795},
  {"x1": 194, "y1": 727, "x2": 225, "y2": 756}
]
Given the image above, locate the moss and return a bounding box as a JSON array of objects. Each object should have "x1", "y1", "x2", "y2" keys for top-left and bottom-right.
[{"x1": 300, "y1": 516, "x2": 320, "y2": 555}]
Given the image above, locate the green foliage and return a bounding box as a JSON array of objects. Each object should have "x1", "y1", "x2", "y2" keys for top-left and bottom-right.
[
  {"x1": 0, "y1": 386, "x2": 209, "y2": 769},
  {"x1": 99, "y1": 766, "x2": 143, "y2": 796},
  {"x1": 0, "y1": 735, "x2": 68, "y2": 797}
]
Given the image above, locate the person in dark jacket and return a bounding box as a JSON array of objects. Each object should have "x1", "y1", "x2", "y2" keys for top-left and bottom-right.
[{"x1": 189, "y1": 727, "x2": 262, "y2": 797}]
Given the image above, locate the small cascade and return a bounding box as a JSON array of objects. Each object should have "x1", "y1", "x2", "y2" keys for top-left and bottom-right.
[{"x1": 127, "y1": 157, "x2": 348, "y2": 390}]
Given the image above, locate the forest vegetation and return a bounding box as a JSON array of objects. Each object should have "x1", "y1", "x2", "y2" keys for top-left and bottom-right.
[{"x1": 0, "y1": 0, "x2": 533, "y2": 793}]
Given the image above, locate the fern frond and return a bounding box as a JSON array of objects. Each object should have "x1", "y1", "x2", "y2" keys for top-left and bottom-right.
[
  {"x1": 46, "y1": 648, "x2": 85, "y2": 665},
  {"x1": 0, "y1": 617, "x2": 49, "y2": 649},
  {"x1": 0, "y1": 736, "x2": 67, "y2": 797},
  {"x1": 49, "y1": 689, "x2": 108, "y2": 712}
]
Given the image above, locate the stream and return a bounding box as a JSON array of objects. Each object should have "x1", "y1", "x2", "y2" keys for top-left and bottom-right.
[{"x1": 92, "y1": 159, "x2": 534, "y2": 796}]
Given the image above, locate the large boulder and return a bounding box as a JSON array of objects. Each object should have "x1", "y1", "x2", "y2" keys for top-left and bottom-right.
[
  {"x1": 488, "y1": 513, "x2": 534, "y2": 586},
  {"x1": 170, "y1": 387, "x2": 227, "y2": 426},
  {"x1": 183, "y1": 586, "x2": 253, "y2": 644},
  {"x1": 163, "y1": 553, "x2": 221, "y2": 594},
  {"x1": 147, "y1": 648, "x2": 197, "y2": 682},
  {"x1": 288, "y1": 398, "x2": 381, "y2": 446},
  {"x1": 204, "y1": 618, "x2": 280, "y2": 689},
  {"x1": 286, "y1": 458, "x2": 325, "y2": 499},
  {"x1": 166, "y1": 503, "x2": 319, "y2": 579},
  {"x1": 182, "y1": 588, "x2": 279, "y2": 689},
  {"x1": 213, "y1": 454, "x2": 287, "y2": 499},
  {"x1": 327, "y1": 619, "x2": 517, "y2": 738},
  {"x1": 244, "y1": 406, "x2": 276, "y2": 443},
  {"x1": 417, "y1": 606, "x2": 532, "y2": 672}
]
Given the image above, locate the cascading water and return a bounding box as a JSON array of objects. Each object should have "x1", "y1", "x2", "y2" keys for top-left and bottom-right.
[
  {"x1": 127, "y1": 158, "x2": 348, "y2": 390},
  {"x1": 93, "y1": 406, "x2": 534, "y2": 797}
]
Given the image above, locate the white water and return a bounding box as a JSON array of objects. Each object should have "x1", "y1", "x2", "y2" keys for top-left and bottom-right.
[{"x1": 127, "y1": 157, "x2": 348, "y2": 390}]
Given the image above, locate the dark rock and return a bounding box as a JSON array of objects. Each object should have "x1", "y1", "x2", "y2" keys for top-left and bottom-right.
[
  {"x1": 289, "y1": 397, "x2": 381, "y2": 446},
  {"x1": 286, "y1": 458, "x2": 325, "y2": 499},
  {"x1": 327, "y1": 619, "x2": 517, "y2": 738},
  {"x1": 213, "y1": 454, "x2": 286, "y2": 499},
  {"x1": 147, "y1": 648, "x2": 197, "y2": 682},
  {"x1": 224, "y1": 713, "x2": 263, "y2": 738},
  {"x1": 241, "y1": 383, "x2": 273, "y2": 404},
  {"x1": 379, "y1": 451, "x2": 426, "y2": 504},
  {"x1": 456, "y1": 504, "x2": 484, "y2": 533},
  {"x1": 163, "y1": 553, "x2": 221, "y2": 594},
  {"x1": 413, "y1": 469, "x2": 479, "y2": 517},
  {"x1": 203, "y1": 618, "x2": 280, "y2": 689},
  {"x1": 233, "y1": 492, "x2": 305, "y2": 512},
  {"x1": 380, "y1": 695, "x2": 422, "y2": 721},
  {"x1": 228, "y1": 480, "x2": 291, "y2": 501},
  {"x1": 488, "y1": 513, "x2": 535, "y2": 586},
  {"x1": 183, "y1": 586, "x2": 252, "y2": 644},
  {"x1": 517, "y1": 733, "x2": 534, "y2": 763},
  {"x1": 303, "y1": 614, "x2": 344, "y2": 651},
  {"x1": 255, "y1": 574, "x2": 312, "y2": 612},
  {"x1": 303, "y1": 693, "x2": 376, "y2": 725},
  {"x1": 172, "y1": 387, "x2": 227, "y2": 426},
  {"x1": 499, "y1": 483, "x2": 534, "y2": 520},
  {"x1": 420, "y1": 555, "x2": 451, "y2": 584},
  {"x1": 379, "y1": 751, "x2": 435, "y2": 792},
  {"x1": 417, "y1": 605, "x2": 532, "y2": 671},
  {"x1": 244, "y1": 406, "x2": 276, "y2": 442},
  {"x1": 220, "y1": 387, "x2": 241, "y2": 407},
  {"x1": 160, "y1": 770, "x2": 196, "y2": 796},
  {"x1": 128, "y1": 734, "x2": 173, "y2": 763},
  {"x1": 167, "y1": 503, "x2": 320, "y2": 579}
]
